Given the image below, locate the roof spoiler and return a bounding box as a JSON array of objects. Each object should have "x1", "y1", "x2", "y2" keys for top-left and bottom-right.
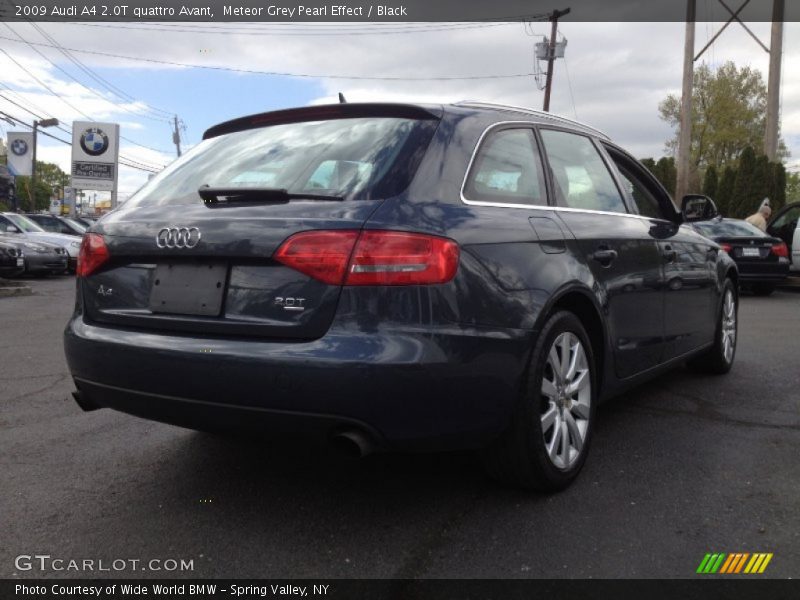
[{"x1": 203, "y1": 103, "x2": 442, "y2": 140}]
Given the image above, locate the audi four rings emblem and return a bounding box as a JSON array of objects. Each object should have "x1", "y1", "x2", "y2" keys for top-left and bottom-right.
[{"x1": 156, "y1": 227, "x2": 202, "y2": 249}]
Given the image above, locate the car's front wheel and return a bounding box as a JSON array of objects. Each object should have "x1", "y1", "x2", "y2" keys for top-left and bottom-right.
[{"x1": 481, "y1": 311, "x2": 596, "y2": 491}]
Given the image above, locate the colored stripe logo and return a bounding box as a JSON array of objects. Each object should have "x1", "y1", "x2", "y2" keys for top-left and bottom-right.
[{"x1": 697, "y1": 553, "x2": 773, "y2": 574}]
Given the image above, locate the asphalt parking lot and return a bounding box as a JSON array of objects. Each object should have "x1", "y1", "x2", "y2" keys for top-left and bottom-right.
[{"x1": 1, "y1": 276, "x2": 798, "y2": 579}]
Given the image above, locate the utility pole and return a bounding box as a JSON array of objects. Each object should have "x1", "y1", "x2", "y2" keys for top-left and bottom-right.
[
  {"x1": 172, "y1": 115, "x2": 182, "y2": 157},
  {"x1": 542, "y1": 8, "x2": 571, "y2": 112},
  {"x1": 764, "y1": 0, "x2": 784, "y2": 161},
  {"x1": 676, "y1": 0, "x2": 696, "y2": 202}
]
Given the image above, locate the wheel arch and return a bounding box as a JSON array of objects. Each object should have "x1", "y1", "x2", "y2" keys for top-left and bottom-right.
[{"x1": 536, "y1": 285, "x2": 608, "y2": 398}]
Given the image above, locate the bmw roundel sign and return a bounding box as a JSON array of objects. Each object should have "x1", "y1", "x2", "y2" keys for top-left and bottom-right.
[
  {"x1": 10, "y1": 138, "x2": 28, "y2": 156},
  {"x1": 79, "y1": 127, "x2": 110, "y2": 156},
  {"x1": 71, "y1": 121, "x2": 119, "y2": 192}
]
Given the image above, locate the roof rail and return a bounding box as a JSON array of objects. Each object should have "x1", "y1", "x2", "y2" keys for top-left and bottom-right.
[{"x1": 453, "y1": 101, "x2": 610, "y2": 140}]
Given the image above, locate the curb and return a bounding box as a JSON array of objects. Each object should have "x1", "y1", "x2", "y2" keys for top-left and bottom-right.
[{"x1": 0, "y1": 285, "x2": 33, "y2": 298}]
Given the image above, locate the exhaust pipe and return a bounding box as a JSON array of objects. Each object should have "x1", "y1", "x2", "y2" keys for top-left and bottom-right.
[{"x1": 329, "y1": 429, "x2": 374, "y2": 458}]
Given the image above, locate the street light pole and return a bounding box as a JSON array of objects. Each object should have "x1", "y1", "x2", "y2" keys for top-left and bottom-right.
[{"x1": 30, "y1": 118, "x2": 59, "y2": 212}]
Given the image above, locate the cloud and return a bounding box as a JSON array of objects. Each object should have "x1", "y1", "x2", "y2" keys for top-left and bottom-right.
[{"x1": 1, "y1": 20, "x2": 798, "y2": 198}]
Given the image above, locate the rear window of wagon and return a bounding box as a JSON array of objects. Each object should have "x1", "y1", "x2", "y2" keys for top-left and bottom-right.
[{"x1": 125, "y1": 117, "x2": 439, "y2": 208}]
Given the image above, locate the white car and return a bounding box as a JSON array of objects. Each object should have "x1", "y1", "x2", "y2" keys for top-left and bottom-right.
[
  {"x1": 0, "y1": 212, "x2": 81, "y2": 272},
  {"x1": 768, "y1": 202, "x2": 800, "y2": 272}
]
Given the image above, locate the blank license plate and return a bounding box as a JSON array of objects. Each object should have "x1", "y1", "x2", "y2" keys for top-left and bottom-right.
[
  {"x1": 16, "y1": 258, "x2": 24, "y2": 267},
  {"x1": 149, "y1": 263, "x2": 227, "y2": 316},
  {"x1": 741, "y1": 247, "x2": 761, "y2": 257}
]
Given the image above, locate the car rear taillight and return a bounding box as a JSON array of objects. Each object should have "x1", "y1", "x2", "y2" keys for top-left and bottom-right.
[
  {"x1": 720, "y1": 243, "x2": 732, "y2": 254},
  {"x1": 76, "y1": 233, "x2": 110, "y2": 277},
  {"x1": 274, "y1": 230, "x2": 460, "y2": 286},
  {"x1": 772, "y1": 242, "x2": 789, "y2": 258},
  {"x1": 274, "y1": 231, "x2": 360, "y2": 285},
  {"x1": 347, "y1": 231, "x2": 459, "y2": 285},
  {"x1": 771, "y1": 242, "x2": 789, "y2": 258}
]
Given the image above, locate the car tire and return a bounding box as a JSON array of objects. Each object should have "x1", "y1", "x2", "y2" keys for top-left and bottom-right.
[
  {"x1": 687, "y1": 278, "x2": 737, "y2": 375},
  {"x1": 481, "y1": 310, "x2": 596, "y2": 492},
  {"x1": 751, "y1": 283, "x2": 775, "y2": 296}
]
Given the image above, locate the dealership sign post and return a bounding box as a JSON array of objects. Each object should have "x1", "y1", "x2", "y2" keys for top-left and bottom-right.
[{"x1": 71, "y1": 122, "x2": 120, "y2": 209}]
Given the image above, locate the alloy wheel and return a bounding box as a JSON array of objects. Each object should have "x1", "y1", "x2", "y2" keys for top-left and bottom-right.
[
  {"x1": 721, "y1": 289, "x2": 737, "y2": 363},
  {"x1": 540, "y1": 332, "x2": 591, "y2": 470}
]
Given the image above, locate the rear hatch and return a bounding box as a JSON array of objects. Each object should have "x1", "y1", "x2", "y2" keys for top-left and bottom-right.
[{"x1": 80, "y1": 104, "x2": 441, "y2": 339}]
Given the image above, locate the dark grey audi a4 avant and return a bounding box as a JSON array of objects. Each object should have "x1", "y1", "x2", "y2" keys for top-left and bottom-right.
[{"x1": 65, "y1": 102, "x2": 738, "y2": 490}]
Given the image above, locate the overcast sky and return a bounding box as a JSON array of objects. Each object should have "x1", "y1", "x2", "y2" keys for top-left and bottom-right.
[{"x1": 1, "y1": 20, "x2": 798, "y2": 202}]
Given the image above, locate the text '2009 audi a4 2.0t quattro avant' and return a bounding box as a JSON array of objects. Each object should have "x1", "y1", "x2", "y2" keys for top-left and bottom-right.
[{"x1": 65, "y1": 102, "x2": 738, "y2": 490}]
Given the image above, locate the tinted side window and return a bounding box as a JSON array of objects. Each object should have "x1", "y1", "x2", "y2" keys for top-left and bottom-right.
[
  {"x1": 464, "y1": 128, "x2": 546, "y2": 206},
  {"x1": 614, "y1": 164, "x2": 663, "y2": 218},
  {"x1": 540, "y1": 130, "x2": 627, "y2": 214}
]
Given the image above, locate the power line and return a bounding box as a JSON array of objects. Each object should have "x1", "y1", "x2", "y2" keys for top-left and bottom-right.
[
  {"x1": 0, "y1": 49, "x2": 168, "y2": 167},
  {"x1": 0, "y1": 39, "x2": 173, "y2": 155},
  {"x1": 0, "y1": 92, "x2": 166, "y2": 171},
  {"x1": 29, "y1": 22, "x2": 175, "y2": 120},
  {"x1": 61, "y1": 21, "x2": 529, "y2": 36},
  {"x1": 0, "y1": 34, "x2": 535, "y2": 81},
  {"x1": 2, "y1": 112, "x2": 160, "y2": 173},
  {"x1": 3, "y1": 24, "x2": 175, "y2": 153},
  {"x1": 2, "y1": 110, "x2": 160, "y2": 172}
]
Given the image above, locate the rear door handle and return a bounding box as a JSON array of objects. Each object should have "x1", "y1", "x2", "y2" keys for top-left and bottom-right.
[{"x1": 592, "y1": 248, "x2": 618, "y2": 266}]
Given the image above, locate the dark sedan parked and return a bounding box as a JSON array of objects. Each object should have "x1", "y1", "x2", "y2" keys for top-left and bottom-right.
[
  {"x1": 0, "y1": 235, "x2": 69, "y2": 276},
  {"x1": 65, "y1": 102, "x2": 738, "y2": 491},
  {"x1": 0, "y1": 239, "x2": 25, "y2": 278},
  {"x1": 691, "y1": 217, "x2": 789, "y2": 295}
]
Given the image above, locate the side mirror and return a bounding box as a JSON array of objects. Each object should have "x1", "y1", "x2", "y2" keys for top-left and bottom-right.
[
  {"x1": 681, "y1": 194, "x2": 718, "y2": 222},
  {"x1": 4, "y1": 225, "x2": 21, "y2": 234}
]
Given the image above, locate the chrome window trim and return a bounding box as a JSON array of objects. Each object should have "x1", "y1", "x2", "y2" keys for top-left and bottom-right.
[
  {"x1": 454, "y1": 101, "x2": 610, "y2": 140},
  {"x1": 460, "y1": 121, "x2": 547, "y2": 209},
  {"x1": 459, "y1": 122, "x2": 660, "y2": 223}
]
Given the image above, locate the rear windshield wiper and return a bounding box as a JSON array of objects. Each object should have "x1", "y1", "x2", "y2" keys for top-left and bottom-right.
[{"x1": 198, "y1": 185, "x2": 343, "y2": 204}]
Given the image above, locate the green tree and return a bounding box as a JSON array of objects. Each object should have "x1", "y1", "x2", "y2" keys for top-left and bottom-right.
[
  {"x1": 716, "y1": 166, "x2": 737, "y2": 216},
  {"x1": 751, "y1": 154, "x2": 771, "y2": 212},
  {"x1": 731, "y1": 146, "x2": 757, "y2": 218},
  {"x1": 640, "y1": 158, "x2": 657, "y2": 173},
  {"x1": 659, "y1": 61, "x2": 788, "y2": 183},
  {"x1": 14, "y1": 161, "x2": 70, "y2": 211},
  {"x1": 768, "y1": 162, "x2": 787, "y2": 211},
  {"x1": 786, "y1": 172, "x2": 800, "y2": 204},
  {"x1": 702, "y1": 165, "x2": 718, "y2": 200},
  {"x1": 654, "y1": 157, "x2": 677, "y2": 196}
]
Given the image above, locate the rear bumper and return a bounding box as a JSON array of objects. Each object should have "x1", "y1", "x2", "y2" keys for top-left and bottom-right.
[
  {"x1": 736, "y1": 261, "x2": 789, "y2": 284},
  {"x1": 64, "y1": 316, "x2": 530, "y2": 450},
  {"x1": 25, "y1": 254, "x2": 68, "y2": 274}
]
